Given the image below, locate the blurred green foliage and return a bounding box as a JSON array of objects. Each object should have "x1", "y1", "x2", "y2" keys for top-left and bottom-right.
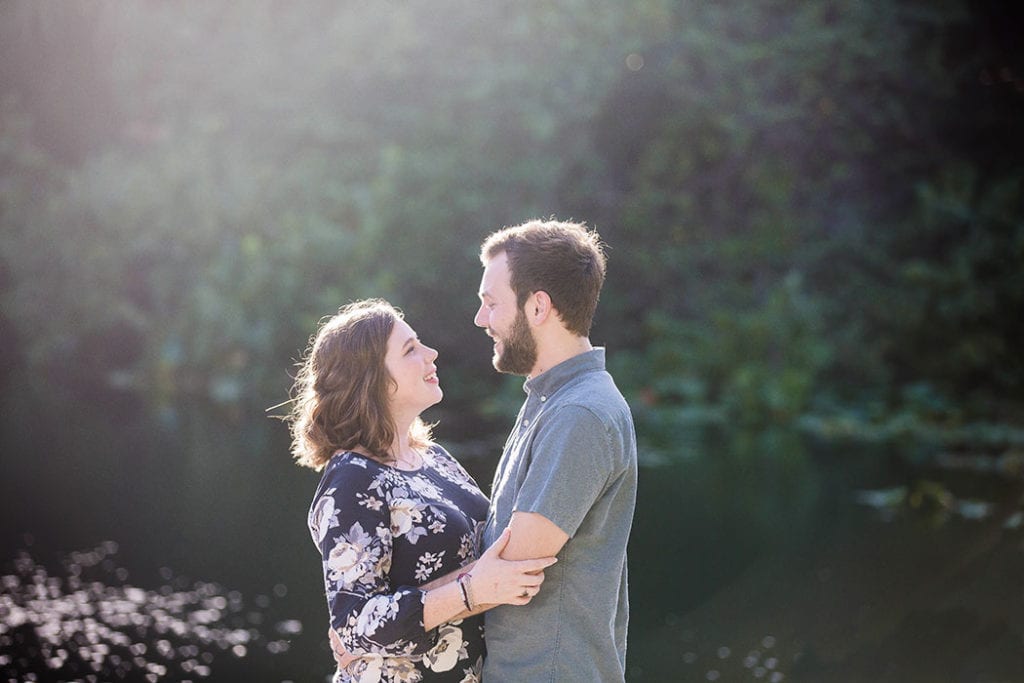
[{"x1": 0, "y1": 0, "x2": 1021, "y2": 445}]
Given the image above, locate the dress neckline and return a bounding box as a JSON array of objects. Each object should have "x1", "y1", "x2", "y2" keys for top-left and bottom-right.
[{"x1": 335, "y1": 448, "x2": 430, "y2": 474}]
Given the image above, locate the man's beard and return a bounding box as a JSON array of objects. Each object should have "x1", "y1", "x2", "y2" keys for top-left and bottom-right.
[{"x1": 493, "y1": 308, "x2": 537, "y2": 376}]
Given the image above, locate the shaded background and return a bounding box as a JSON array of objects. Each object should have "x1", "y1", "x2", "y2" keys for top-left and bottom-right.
[{"x1": 1, "y1": 1, "x2": 1022, "y2": 681}]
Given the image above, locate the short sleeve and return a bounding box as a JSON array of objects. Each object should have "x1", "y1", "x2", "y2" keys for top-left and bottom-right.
[
  {"x1": 513, "y1": 405, "x2": 617, "y2": 537},
  {"x1": 310, "y1": 459, "x2": 439, "y2": 657}
]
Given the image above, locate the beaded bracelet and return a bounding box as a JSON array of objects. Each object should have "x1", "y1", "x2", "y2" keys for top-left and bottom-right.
[{"x1": 457, "y1": 572, "x2": 475, "y2": 611}]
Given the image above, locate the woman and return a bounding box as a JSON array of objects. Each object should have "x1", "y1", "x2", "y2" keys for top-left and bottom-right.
[{"x1": 286, "y1": 299, "x2": 555, "y2": 682}]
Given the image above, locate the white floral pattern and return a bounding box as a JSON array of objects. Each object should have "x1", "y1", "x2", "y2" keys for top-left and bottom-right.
[
  {"x1": 310, "y1": 446, "x2": 488, "y2": 683},
  {"x1": 327, "y1": 522, "x2": 385, "y2": 588},
  {"x1": 389, "y1": 498, "x2": 424, "y2": 537},
  {"x1": 310, "y1": 490, "x2": 341, "y2": 546},
  {"x1": 457, "y1": 658, "x2": 483, "y2": 683},
  {"x1": 423, "y1": 624, "x2": 467, "y2": 673},
  {"x1": 414, "y1": 551, "x2": 445, "y2": 583}
]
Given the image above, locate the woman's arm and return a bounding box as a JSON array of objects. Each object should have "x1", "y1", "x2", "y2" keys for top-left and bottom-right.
[
  {"x1": 314, "y1": 461, "x2": 556, "y2": 658},
  {"x1": 312, "y1": 470, "x2": 436, "y2": 658},
  {"x1": 329, "y1": 528, "x2": 557, "y2": 660},
  {"x1": 421, "y1": 527, "x2": 554, "y2": 629}
]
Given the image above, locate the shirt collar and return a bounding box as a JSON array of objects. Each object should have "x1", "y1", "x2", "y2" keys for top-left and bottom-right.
[{"x1": 523, "y1": 348, "x2": 606, "y2": 398}]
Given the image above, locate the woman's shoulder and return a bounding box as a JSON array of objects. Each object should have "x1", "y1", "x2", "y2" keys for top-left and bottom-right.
[
  {"x1": 425, "y1": 442, "x2": 450, "y2": 460},
  {"x1": 423, "y1": 443, "x2": 460, "y2": 470},
  {"x1": 320, "y1": 450, "x2": 384, "y2": 485},
  {"x1": 424, "y1": 444, "x2": 482, "y2": 488}
]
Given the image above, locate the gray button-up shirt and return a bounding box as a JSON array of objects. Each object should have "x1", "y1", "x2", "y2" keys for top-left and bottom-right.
[{"x1": 482, "y1": 348, "x2": 638, "y2": 682}]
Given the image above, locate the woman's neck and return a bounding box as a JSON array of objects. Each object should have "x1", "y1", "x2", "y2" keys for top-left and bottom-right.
[
  {"x1": 390, "y1": 434, "x2": 411, "y2": 458},
  {"x1": 387, "y1": 426, "x2": 422, "y2": 470},
  {"x1": 390, "y1": 416, "x2": 413, "y2": 456}
]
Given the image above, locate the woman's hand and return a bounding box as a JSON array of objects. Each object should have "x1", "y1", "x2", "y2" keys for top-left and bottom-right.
[
  {"x1": 328, "y1": 628, "x2": 357, "y2": 669},
  {"x1": 467, "y1": 527, "x2": 557, "y2": 606},
  {"x1": 330, "y1": 527, "x2": 557, "y2": 653}
]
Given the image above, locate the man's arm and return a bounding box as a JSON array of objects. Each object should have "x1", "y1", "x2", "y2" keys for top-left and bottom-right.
[
  {"x1": 503, "y1": 511, "x2": 570, "y2": 561},
  {"x1": 420, "y1": 516, "x2": 566, "y2": 619},
  {"x1": 417, "y1": 514, "x2": 566, "y2": 624},
  {"x1": 416, "y1": 513, "x2": 566, "y2": 589},
  {"x1": 329, "y1": 529, "x2": 556, "y2": 658},
  {"x1": 502, "y1": 405, "x2": 613, "y2": 563}
]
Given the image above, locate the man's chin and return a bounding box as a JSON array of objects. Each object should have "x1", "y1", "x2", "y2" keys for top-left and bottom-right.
[
  {"x1": 493, "y1": 353, "x2": 511, "y2": 374},
  {"x1": 495, "y1": 356, "x2": 531, "y2": 376}
]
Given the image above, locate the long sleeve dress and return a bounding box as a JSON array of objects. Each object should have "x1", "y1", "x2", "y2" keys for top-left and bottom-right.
[{"x1": 308, "y1": 445, "x2": 489, "y2": 683}]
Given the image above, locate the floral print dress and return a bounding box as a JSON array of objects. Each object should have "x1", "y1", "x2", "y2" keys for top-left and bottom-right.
[{"x1": 308, "y1": 446, "x2": 489, "y2": 683}]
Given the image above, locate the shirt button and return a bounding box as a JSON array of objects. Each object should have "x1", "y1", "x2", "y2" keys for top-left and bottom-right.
[
  {"x1": 540, "y1": 396, "x2": 547, "y2": 402},
  {"x1": 523, "y1": 419, "x2": 530, "y2": 426}
]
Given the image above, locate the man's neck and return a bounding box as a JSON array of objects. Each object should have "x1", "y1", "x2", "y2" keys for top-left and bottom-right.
[{"x1": 528, "y1": 336, "x2": 593, "y2": 379}]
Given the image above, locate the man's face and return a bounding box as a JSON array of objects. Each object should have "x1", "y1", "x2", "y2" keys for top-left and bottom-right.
[{"x1": 474, "y1": 252, "x2": 538, "y2": 376}]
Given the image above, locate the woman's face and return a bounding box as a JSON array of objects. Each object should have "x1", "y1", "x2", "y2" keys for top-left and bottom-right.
[{"x1": 383, "y1": 318, "x2": 442, "y2": 418}]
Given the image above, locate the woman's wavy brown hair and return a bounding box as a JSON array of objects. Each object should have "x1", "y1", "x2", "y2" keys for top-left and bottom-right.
[{"x1": 287, "y1": 299, "x2": 433, "y2": 471}]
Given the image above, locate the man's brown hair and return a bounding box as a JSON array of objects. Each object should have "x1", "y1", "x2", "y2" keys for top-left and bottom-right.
[{"x1": 481, "y1": 219, "x2": 607, "y2": 336}]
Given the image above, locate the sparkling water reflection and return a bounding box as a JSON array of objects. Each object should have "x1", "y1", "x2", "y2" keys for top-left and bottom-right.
[{"x1": 0, "y1": 540, "x2": 300, "y2": 682}]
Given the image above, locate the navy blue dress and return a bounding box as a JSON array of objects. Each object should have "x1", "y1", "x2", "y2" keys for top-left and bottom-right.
[{"x1": 308, "y1": 445, "x2": 488, "y2": 683}]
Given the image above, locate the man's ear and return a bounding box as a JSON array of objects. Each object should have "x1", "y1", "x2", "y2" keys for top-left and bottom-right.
[{"x1": 528, "y1": 290, "x2": 553, "y2": 325}]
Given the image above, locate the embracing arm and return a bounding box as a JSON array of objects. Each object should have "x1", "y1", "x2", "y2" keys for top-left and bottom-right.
[
  {"x1": 420, "y1": 517, "x2": 565, "y2": 622},
  {"x1": 500, "y1": 404, "x2": 617, "y2": 563},
  {"x1": 419, "y1": 527, "x2": 554, "y2": 629},
  {"x1": 503, "y1": 510, "x2": 570, "y2": 560},
  {"x1": 328, "y1": 527, "x2": 557, "y2": 663},
  {"x1": 439, "y1": 515, "x2": 567, "y2": 617}
]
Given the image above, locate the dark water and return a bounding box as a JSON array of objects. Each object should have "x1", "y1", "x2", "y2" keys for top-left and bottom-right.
[{"x1": 2, "y1": 394, "x2": 1022, "y2": 682}]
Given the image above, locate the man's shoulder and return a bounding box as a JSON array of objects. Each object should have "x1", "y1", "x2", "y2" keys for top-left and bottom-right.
[{"x1": 557, "y1": 369, "x2": 631, "y2": 416}]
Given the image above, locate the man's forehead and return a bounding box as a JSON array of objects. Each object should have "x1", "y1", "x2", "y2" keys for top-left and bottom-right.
[{"x1": 479, "y1": 259, "x2": 511, "y2": 295}]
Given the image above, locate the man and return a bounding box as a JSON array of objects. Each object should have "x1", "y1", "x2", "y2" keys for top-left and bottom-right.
[{"x1": 474, "y1": 219, "x2": 638, "y2": 682}]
